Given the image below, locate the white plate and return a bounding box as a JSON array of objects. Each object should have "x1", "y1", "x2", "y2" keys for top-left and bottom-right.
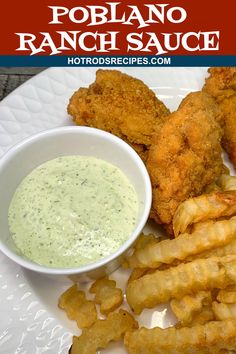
[{"x1": 0, "y1": 67, "x2": 210, "y2": 354}]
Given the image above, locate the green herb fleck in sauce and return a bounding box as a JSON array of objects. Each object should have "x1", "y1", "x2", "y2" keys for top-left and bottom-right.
[{"x1": 8, "y1": 156, "x2": 139, "y2": 268}]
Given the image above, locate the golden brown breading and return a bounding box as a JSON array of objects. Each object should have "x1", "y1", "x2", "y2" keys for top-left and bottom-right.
[
  {"x1": 68, "y1": 70, "x2": 170, "y2": 160},
  {"x1": 179, "y1": 89, "x2": 223, "y2": 125},
  {"x1": 146, "y1": 91, "x2": 224, "y2": 230},
  {"x1": 203, "y1": 67, "x2": 236, "y2": 168}
]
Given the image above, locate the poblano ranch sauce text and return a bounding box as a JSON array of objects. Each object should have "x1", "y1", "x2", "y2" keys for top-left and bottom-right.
[{"x1": 8, "y1": 156, "x2": 139, "y2": 268}]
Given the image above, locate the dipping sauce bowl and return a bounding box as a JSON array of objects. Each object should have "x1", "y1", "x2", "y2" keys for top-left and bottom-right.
[{"x1": 0, "y1": 126, "x2": 152, "y2": 281}]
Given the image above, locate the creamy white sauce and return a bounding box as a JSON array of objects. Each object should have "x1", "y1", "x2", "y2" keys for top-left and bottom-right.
[{"x1": 8, "y1": 156, "x2": 138, "y2": 268}]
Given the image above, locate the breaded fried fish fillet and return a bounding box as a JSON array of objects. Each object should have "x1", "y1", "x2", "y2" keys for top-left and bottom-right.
[
  {"x1": 147, "y1": 91, "x2": 224, "y2": 232},
  {"x1": 203, "y1": 67, "x2": 236, "y2": 168},
  {"x1": 68, "y1": 70, "x2": 170, "y2": 161}
]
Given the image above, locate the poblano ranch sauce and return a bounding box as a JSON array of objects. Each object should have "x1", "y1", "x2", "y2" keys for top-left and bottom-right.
[{"x1": 8, "y1": 156, "x2": 138, "y2": 268}]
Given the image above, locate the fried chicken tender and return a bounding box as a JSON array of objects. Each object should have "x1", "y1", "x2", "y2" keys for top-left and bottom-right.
[
  {"x1": 147, "y1": 91, "x2": 224, "y2": 230},
  {"x1": 68, "y1": 70, "x2": 170, "y2": 160},
  {"x1": 124, "y1": 320, "x2": 236, "y2": 354},
  {"x1": 203, "y1": 67, "x2": 236, "y2": 168}
]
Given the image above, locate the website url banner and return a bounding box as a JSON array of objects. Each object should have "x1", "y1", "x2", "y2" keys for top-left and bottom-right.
[{"x1": 0, "y1": 55, "x2": 235, "y2": 67}]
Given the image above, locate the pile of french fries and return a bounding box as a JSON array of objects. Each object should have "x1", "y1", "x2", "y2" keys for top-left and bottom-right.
[
  {"x1": 59, "y1": 276, "x2": 138, "y2": 354},
  {"x1": 59, "y1": 174, "x2": 236, "y2": 354},
  {"x1": 125, "y1": 174, "x2": 236, "y2": 353}
]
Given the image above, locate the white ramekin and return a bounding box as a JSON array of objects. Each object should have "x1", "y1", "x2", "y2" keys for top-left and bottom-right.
[{"x1": 0, "y1": 126, "x2": 152, "y2": 281}]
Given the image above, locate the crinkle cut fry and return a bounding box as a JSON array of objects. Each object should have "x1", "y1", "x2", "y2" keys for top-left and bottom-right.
[
  {"x1": 58, "y1": 284, "x2": 97, "y2": 328},
  {"x1": 134, "y1": 233, "x2": 158, "y2": 250},
  {"x1": 173, "y1": 192, "x2": 236, "y2": 237},
  {"x1": 170, "y1": 291, "x2": 212, "y2": 325},
  {"x1": 217, "y1": 285, "x2": 236, "y2": 303},
  {"x1": 69, "y1": 309, "x2": 138, "y2": 354},
  {"x1": 128, "y1": 268, "x2": 153, "y2": 284},
  {"x1": 187, "y1": 239, "x2": 236, "y2": 261},
  {"x1": 124, "y1": 320, "x2": 236, "y2": 354},
  {"x1": 89, "y1": 277, "x2": 123, "y2": 315},
  {"x1": 185, "y1": 305, "x2": 215, "y2": 327},
  {"x1": 126, "y1": 256, "x2": 236, "y2": 315},
  {"x1": 127, "y1": 217, "x2": 236, "y2": 269},
  {"x1": 213, "y1": 302, "x2": 236, "y2": 321}
]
